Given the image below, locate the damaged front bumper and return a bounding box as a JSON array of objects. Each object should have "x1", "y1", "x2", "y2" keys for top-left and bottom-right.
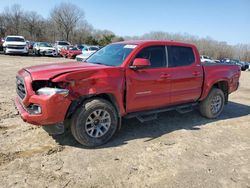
[{"x1": 15, "y1": 93, "x2": 71, "y2": 126}]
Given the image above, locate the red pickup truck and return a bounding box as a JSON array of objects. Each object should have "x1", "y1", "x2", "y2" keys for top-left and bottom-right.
[{"x1": 15, "y1": 41, "x2": 240, "y2": 147}]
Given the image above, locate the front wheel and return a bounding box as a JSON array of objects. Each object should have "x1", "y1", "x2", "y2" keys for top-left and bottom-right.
[
  {"x1": 199, "y1": 88, "x2": 225, "y2": 119},
  {"x1": 71, "y1": 98, "x2": 118, "y2": 147}
]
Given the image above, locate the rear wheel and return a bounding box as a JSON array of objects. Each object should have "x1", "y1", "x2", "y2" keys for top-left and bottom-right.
[
  {"x1": 71, "y1": 98, "x2": 118, "y2": 147},
  {"x1": 199, "y1": 88, "x2": 225, "y2": 119}
]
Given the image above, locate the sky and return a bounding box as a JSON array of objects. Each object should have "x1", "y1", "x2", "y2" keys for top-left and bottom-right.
[{"x1": 0, "y1": 0, "x2": 249, "y2": 45}]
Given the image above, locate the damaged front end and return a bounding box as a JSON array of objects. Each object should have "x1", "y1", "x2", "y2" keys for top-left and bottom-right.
[{"x1": 15, "y1": 69, "x2": 72, "y2": 133}]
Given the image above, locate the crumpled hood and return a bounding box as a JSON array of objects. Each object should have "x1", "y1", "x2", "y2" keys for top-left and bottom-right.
[{"x1": 24, "y1": 62, "x2": 107, "y2": 80}]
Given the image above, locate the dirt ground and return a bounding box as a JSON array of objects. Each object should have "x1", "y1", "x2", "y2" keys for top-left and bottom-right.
[{"x1": 0, "y1": 54, "x2": 249, "y2": 188}]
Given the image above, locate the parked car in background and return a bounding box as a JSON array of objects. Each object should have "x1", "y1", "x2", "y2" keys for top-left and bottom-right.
[
  {"x1": 33, "y1": 42, "x2": 57, "y2": 56},
  {"x1": 221, "y1": 59, "x2": 248, "y2": 71},
  {"x1": 27, "y1": 41, "x2": 35, "y2": 50},
  {"x1": 240, "y1": 61, "x2": 249, "y2": 71},
  {"x1": 76, "y1": 44, "x2": 88, "y2": 50},
  {"x1": 200, "y1": 55, "x2": 214, "y2": 63},
  {"x1": 76, "y1": 45, "x2": 99, "y2": 61},
  {"x1": 0, "y1": 38, "x2": 4, "y2": 51},
  {"x1": 246, "y1": 62, "x2": 250, "y2": 71},
  {"x1": 2, "y1": 35, "x2": 29, "y2": 55},
  {"x1": 60, "y1": 46, "x2": 82, "y2": 59},
  {"x1": 54, "y1": 41, "x2": 70, "y2": 54}
]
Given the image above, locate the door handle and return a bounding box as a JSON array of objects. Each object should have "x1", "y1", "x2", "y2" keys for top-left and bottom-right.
[
  {"x1": 160, "y1": 73, "x2": 171, "y2": 79},
  {"x1": 192, "y1": 71, "x2": 200, "y2": 76}
]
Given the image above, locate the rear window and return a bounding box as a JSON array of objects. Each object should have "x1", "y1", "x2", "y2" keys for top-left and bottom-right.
[
  {"x1": 168, "y1": 46, "x2": 195, "y2": 67},
  {"x1": 6, "y1": 37, "x2": 25, "y2": 42}
]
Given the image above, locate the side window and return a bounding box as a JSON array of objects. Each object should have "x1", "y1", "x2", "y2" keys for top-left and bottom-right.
[
  {"x1": 135, "y1": 46, "x2": 166, "y2": 68},
  {"x1": 168, "y1": 46, "x2": 195, "y2": 67}
]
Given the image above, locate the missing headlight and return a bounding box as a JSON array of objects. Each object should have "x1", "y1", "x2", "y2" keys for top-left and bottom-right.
[{"x1": 32, "y1": 80, "x2": 68, "y2": 91}]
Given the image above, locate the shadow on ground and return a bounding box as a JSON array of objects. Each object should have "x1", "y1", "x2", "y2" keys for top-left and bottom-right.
[{"x1": 51, "y1": 101, "x2": 250, "y2": 149}]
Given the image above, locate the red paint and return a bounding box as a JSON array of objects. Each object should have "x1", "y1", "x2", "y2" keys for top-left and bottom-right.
[
  {"x1": 15, "y1": 40, "x2": 240, "y2": 126},
  {"x1": 60, "y1": 48, "x2": 82, "y2": 59},
  {"x1": 133, "y1": 58, "x2": 151, "y2": 67}
]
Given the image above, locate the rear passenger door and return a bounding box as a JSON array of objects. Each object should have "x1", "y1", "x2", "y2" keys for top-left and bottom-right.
[{"x1": 167, "y1": 45, "x2": 203, "y2": 105}]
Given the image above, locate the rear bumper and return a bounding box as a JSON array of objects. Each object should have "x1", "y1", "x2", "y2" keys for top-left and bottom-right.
[{"x1": 15, "y1": 94, "x2": 71, "y2": 126}]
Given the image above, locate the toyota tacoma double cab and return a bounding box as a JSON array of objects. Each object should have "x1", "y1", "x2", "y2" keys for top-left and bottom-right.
[{"x1": 15, "y1": 41, "x2": 240, "y2": 147}]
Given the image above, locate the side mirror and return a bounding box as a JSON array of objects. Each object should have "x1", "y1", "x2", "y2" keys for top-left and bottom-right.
[{"x1": 130, "y1": 58, "x2": 151, "y2": 70}]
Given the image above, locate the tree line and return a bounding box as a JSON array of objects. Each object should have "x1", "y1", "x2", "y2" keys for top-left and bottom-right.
[
  {"x1": 0, "y1": 3, "x2": 124, "y2": 46},
  {"x1": 0, "y1": 3, "x2": 249, "y2": 62},
  {"x1": 125, "y1": 32, "x2": 250, "y2": 62}
]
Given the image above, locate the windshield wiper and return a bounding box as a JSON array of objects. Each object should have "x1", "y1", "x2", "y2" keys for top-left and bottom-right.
[
  {"x1": 88, "y1": 62, "x2": 105, "y2": 65},
  {"x1": 93, "y1": 62, "x2": 104, "y2": 65},
  {"x1": 86, "y1": 61, "x2": 114, "y2": 67}
]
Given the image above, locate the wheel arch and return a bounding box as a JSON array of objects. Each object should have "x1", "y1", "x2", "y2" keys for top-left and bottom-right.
[
  {"x1": 65, "y1": 93, "x2": 122, "y2": 130},
  {"x1": 202, "y1": 80, "x2": 229, "y2": 104},
  {"x1": 212, "y1": 80, "x2": 229, "y2": 104}
]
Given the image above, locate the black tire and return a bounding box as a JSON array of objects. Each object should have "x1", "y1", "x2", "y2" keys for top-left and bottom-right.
[
  {"x1": 3, "y1": 47, "x2": 6, "y2": 55},
  {"x1": 199, "y1": 88, "x2": 225, "y2": 119},
  {"x1": 35, "y1": 49, "x2": 40, "y2": 56},
  {"x1": 71, "y1": 98, "x2": 118, "y2": 147},
  {"x1": 241, "y1": 66, "x2": 247, "y2": 71}
]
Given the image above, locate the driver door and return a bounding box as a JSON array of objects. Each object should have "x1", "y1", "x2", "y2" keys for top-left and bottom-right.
[{"x1": 126, "y1": 45, "x2": 171, "y2": 112}]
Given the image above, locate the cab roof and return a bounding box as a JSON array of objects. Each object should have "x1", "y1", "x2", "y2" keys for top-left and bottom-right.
[{"x1": 114, "y1": 40, "x2": 196, "y2": 47}]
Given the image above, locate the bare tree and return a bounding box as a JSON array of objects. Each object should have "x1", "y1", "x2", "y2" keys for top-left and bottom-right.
[
  {"x1": 50, "y1": 2, "x2": 84, "y2": 41},
  {"x1": 3, "y1": 4, "x2": 23, "y2": 35},
  {"x1": 0, "y1": 3, "x2": 249, "y2": 61},
  {"x1": 124, "y1": 31, "x2": 250, "y2": 61},
  {"x1": 72, "y1": 21, "x2": 94, "y2": 44},
  {"x1": 0, "y1": 14, "x2": 7, "y2": 37},
  {"x1": 23, "y1": 11, "x2": 44, "y2": 40}
]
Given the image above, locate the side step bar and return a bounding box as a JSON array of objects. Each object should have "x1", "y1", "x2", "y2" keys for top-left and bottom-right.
[
  {"x1": 137, "y1": 114, "x2": 158, "y2": 123},
  {"x1": 125, "y1": 102, "x2": 198, "y2": 123}
]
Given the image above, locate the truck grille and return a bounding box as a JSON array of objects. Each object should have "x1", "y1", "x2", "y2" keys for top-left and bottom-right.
[
  {"x1": 7, "y1": 45, "x2": 25, "y2": 49},
  {"x1": 16, "y1": 76, "x2": 26, "y2": 99}
]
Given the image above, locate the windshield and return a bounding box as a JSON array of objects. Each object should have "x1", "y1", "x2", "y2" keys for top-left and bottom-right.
[
  {"x1": 86, "y1": 44, "x2": 136, "y2": 66},
  {"x1": 69, "y1": 47, "x2": 79, "y2": 50},
  {"x1": 6, "y1": 37, "x2": 25, "y2": 42},
  {"x1": 40, "y1": 42, "x2": 52, "y2": 47},
  {"x1": 58, "y1": 42, "x2": 69, "y2": 45}
]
